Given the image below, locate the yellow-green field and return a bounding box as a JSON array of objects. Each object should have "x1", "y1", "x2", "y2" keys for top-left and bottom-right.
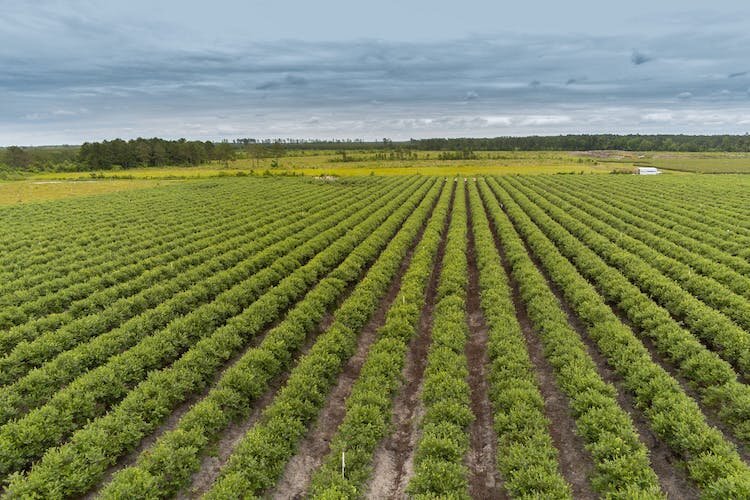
[
  {"x1": 8, "y1": 149, "x2": 750, "y2": 205},
  {"x1": 28, "y1": 150, "x2": 621, "y2": 181},
  {"x1": 0, "y1": 179, "x2": 180, "y2": 206}
]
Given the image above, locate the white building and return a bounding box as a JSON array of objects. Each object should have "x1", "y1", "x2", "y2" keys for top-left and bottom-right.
[{"x1": 637, "y1": 167, "x2": 660, "y2": 175}]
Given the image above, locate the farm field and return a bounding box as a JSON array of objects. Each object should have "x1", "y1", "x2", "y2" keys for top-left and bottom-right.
[
  {"x1": 1, "y1": 174, "x2": 750, "y2": 498},
  {"x1": 0, "y1": 179, "x2": 180, "y2": 206}
]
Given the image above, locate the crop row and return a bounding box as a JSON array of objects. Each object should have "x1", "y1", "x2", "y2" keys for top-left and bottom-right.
[
  {"x1": 0, "y1": 180, "x2": 327, "y2": 309},
  {"x1": 467, "y1": 181, "x2": 571, "y2": 498},
  {"x1": 407, "y1": 180, "x2": 474, "y2": 498},
  {"x1": 0, "y1": 184, "x2": 332, "y2": 357},
  {"x1": 497, "y1": 178, "x2": 750, "y2": 443},
  {"x1": 554, "y1": 176, "x2": 750, "y2": 260},
  {"x1": 201, "y1": 181, "x2": 444, "y2": 499},
  {"x1": 0, "y1": 177, "x2": 421, "y2": 483},
  {"x1": 513, "y1": 177, "x2": 750, "y2": 347},
  {"x1": 0, "y1": 183, "x2": 401, "y2": 425},
  {"x1": 556, "y1": 175, "x2": 750, "y2": 239},
  {"x1": 0, "y1": 182, "x2": 263, "y2": 286},
  {"x1": 545, "y1": 176, "x2": 750, "y2": 277},
  {"x1": 507, "y1": 178, "x2": 750, "y2": 377},
  {"x1": 1, "y1": 178, "x2": 432, "y2": 498},
  {"x1": 0, "y1": 179, "x2": 334, "y2": 294},
  {"x1": 487, "y1": 177, "x2": 750, "y2": 496},
  {"x1": 585, "y1": 176, "x2": 750, "y2": 243},
  {"x1": 307, "y1": 180, "x2": 453, "y2": 498},
  {"x1": 0, "y1": 177, "x2": 298, "y2": 269},
  {"x1": 524, "y1": 176, "x2": 750, "y2": 298},
  {"x1": 479, "y1": 178, "x2": 663, "y2": 497},
  {"x1": 0, "y1": 180, "x2": 354, "y2": 381},
  {"x1": 98, "y1": 177, "x2": 446, "y2": 499},
  {"x1": 0, "y1": 182, "x2": 340, "y2": 324}
]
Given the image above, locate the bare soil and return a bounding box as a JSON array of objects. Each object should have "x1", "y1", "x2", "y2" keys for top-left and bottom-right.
[
  {"x1": 84, "y1": 310, "x2": 289, "y2": 500},
  {"x1": 464, "y1": 184, "x2": 506, "y2": 499},
  {"x1": 269, "y1": 186, "x2": 442, "y2": 499},
  {"x1": 540, "y1": 263, "x2": 700, "y2": 499},
  {"x1": 610, "y1": 303, "x2": 750, "y2": 465},
  {"x1": 366, "y1": 183, "x2": 454, "y2": 498},
  {"x1": 478, "y1": 183, "x2": 597, "y2": 500},
  {"x1": 179, "y1": 312, "x2": 334, "y2": 499}
]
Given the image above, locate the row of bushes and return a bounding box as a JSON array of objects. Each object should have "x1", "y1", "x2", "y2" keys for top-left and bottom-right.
[
  {"x1": 488, "y1": 177, "x2": 750, "y2": 495},
  {"x1": 308, "y1": 180, "x2": 453, "y2": 497},
  {"x1": 97, "y1": 178, "x2": 444, "y2": 498},
  {"x1": 565, "y1": 176, "x2": 750, "y2": 260},
  {"x1": 467, "y1": 181, "x2": 571, "y2": 497},
  {"x1": 0, "y1": 210, "x2": 237, "y2": 330},
  {"x1": 524, "y1": 178, "x2": 750, "y2": 335},
  {"x1": 501, "y1": 177, "x2": 750, "y2": 443},
  {"x1": 0, "y1": 200, "x2": 308, "y2": 373},
  {"x1": 0, "y1": 177, "x2": 420, "y2": 483},
  {"x1": 407, "y1": 181, "x2": 473, "y2": 498},
  {"x1": 202, "y1": 183, "x2": 444, "y2": 499},
  {"x1": 0, "y1": 187, "x2": 359, "y2": 426},
  {"x1": 2, "y1": 178, "x2": 431, "y2": 498},
  {"x1": 0, "y1": 179, "x2": 241, "y2": 276},
  {"x1": 0, "y1": 180, "x2": 324, "y2": 310},
  {"x1": 479, "y1": 178, "x2": 663, "y2": 497},
  {"x1": 0, "y1": 182, "x2": 329, "y2": 356},
  {"x1": 510, "y1": 179, "x2": 750, "y2": 377},
  {"x1": 525, "y1": 176, "x2": 750, "y2": 301}
]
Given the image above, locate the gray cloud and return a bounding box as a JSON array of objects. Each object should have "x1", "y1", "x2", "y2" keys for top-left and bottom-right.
[
  {"x1": 2, "y1": 2, "x2": 750, "y2": 144},
  {"x1": 631, "y1": 49, "x2": 652, "y2": 65}
]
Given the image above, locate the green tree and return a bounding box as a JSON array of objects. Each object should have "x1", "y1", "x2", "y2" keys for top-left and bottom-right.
[{"x1": 4, "y1": 146, "x2": 31, "y2": 169}]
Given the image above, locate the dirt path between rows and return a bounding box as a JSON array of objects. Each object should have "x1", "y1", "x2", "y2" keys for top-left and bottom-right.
[
  {"x1": 178, "y1": 312, "x2": 334, "y2": 499},
  {"x1": 610, "y1": 303, "x2": 750, "y2": 465},
  {"x1": 365, "y1": 183, "x2": 454, "y2": 499},
  {"x1": 539, "y1": 263, "x2": 699, "y2": 499},
  {"x1": 464, "y1": 184, "x2": 506, "y2": 499},
  {"x1": 84, "y1": 308, "x2": 293, "y2": 500},
  {"x1": 478, "y1": 183, "x2": 597, "y2": 500},
  {"x1": 493, "y1": 179, "x2": 701, "y2": 498},
  {"x1": 269, "y1": 186, "x2": 444, "y2": 499}
]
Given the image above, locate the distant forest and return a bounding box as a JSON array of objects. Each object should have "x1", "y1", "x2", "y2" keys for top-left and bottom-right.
[
  {"x1": 3, "y1": 134, "x2": 750, "y2": 171},
  {"x1": 275, "y1": 134, "x2": 750, "y2": 152}
]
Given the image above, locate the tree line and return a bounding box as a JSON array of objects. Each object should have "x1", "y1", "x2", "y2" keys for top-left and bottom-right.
[
  {"x1": 78, "y1": 138, "x2": 235, "y2": 169},
  {"x1": 1, "y1": 138, "x2": 236, "y2": 171},
  {"x1": 271, "y1": 134, "x2": 750, "y2": 152},
  {"x1": 4, "y1": 134, "x2": 750, "y2": 172}
]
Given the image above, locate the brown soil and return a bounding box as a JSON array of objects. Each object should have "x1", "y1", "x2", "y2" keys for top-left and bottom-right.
[
  {"x1": 495, "y1": 178, "x2": 702, "y2": 497},
  {"x1": 478, "y1": 183, "x2": 597, "y2": 500},
  {"x1": 84, "y1": 311, "x2": 289, "y2": 500},
  {"x1": 268, "y1": 186, "x2": 442, "y2": 499},
  {"x1": 610, "y1": 303, "x2": 750, "y2": 465},
  {"x1": 179, "y1": 312, "x2": 334, "y2": 499},
  {"x1": 540, "y1": 265, "x2": 700, "y2": 499},
  {"x1": 366, "y1": 182, "x2": 454, "y2": 498},
  {"x1": 464, "y1": 184, "x2": 506, "y2": 499}
]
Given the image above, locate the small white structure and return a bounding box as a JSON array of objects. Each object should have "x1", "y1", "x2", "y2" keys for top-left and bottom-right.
[{"x1": 637, "y1": 167, "x2": 660, "y2": 175}]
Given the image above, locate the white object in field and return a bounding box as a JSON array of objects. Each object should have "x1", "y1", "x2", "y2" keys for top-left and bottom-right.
[{"x1": 637, "y1": 167, "x2": 660, "y2": 175}]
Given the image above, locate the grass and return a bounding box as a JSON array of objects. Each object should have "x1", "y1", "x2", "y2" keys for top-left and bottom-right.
[
  {"x1": 28, "y1": 150, "x2": 621, "y2": 181},
  {"x1": 0, "y1": 179, "x2": 180, "y2": 206},
  {"x1": 10, "y1": 149, "x2": 749, "y2": 204}
]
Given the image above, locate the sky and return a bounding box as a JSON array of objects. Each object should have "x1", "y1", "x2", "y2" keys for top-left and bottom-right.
[{"x1": 2, "y1": 0, "x2": 750, "y2": 145}]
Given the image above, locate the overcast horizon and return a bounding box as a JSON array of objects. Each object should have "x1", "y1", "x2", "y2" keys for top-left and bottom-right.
[{"x1": 2, "y1": 0, "x2": 750, "y2": 146}]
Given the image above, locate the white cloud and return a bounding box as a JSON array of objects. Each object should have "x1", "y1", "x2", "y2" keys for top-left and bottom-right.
[
  {"x1": 520, "y1": 115, "x2": 572, "y2": 126},
  {"x1": 641, "y1": 112, "x2": 674, "y2": 123}
]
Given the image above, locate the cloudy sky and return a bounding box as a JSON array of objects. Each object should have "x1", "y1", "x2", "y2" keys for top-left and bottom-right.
[{"x1": 2, "y1": 0, "x2": 750, "y2": 145}]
